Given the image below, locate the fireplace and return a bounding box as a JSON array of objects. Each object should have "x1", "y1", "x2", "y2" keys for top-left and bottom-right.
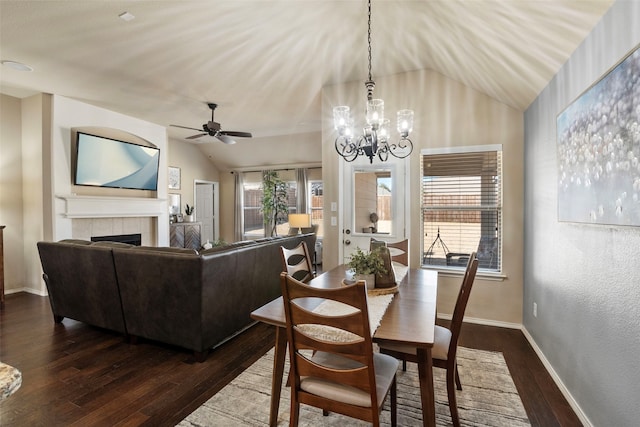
[
  {"x1": 57, "y1": 195, "x2": 167, "y2": 247},
  {"x1": 91, "y1": 233, "x2": 142, "y2": 246}
]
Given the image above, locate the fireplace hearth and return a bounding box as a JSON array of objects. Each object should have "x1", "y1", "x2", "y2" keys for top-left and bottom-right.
[{"x1": 91, "y1": 233, "x2": 142, "y2": 246}]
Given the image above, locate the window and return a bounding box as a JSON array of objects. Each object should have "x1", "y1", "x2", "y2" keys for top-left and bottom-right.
[
  {"x1": 240, "y1": 168, "x2": 322, "y2": 239},
  {"x1": 421, "y1": 146, "x2": 502, "y2": 272},
  {"x1": 309, "y1": 180, "x2": 324, "y2": 238},
  {"x1": 241, "y1": 170, "x2": 298, "y2": 239},
  {"x1": 242, "y1": 172, "x2": 264, "y2": 239}
]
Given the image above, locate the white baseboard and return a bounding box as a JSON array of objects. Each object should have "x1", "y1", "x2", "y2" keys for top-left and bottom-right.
[
  {"x1": 437, "y1": 314, "x2": 522, "y2": 330},
  {"x1": 443, "y1": 315, "x2": 592, "y2": 426},
  {"x1": 5, "y1": 287, "x2": 48, "y2": 297},
  {"x1": 520, "y1": 327, "x2": 593, "y2": 427}
]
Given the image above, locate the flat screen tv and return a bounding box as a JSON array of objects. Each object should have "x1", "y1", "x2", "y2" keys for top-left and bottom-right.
[{"x1": 74, "y1": 132, "x2": 160, "y2": 191}]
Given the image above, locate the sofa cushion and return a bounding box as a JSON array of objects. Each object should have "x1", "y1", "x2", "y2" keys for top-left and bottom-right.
[
  {"x1": 91, "y1": 241, "x2": 134, "y2": 248},
  {"x1": 134, "y1": 246, "x2": 198, "y2": 255},
  {"x1": 199, "y1": 240, "x2": 256, "y2": 255},
  {"x1": 58, "y1": 239, "x2": 92, "y2": 245}
]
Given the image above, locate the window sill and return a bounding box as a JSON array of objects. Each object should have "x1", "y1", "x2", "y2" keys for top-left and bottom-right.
[{"x1": 420, "y1": 265, "x2": 506, "y2": 282}]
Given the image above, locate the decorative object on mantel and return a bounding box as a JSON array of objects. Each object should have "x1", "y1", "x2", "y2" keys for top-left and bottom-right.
[
  {"x1": 333, "y1": 0, "x2": 414, "y2": 164},
  {"x1": 557, "y1": 44, "x2": 640, "y2": 226},
  {"x1": 184, "y1": 204, "x2": 195, "y2": 222},
  {"x1": 168, "y1": 166, "x2": 181, "y2": 190},
  {"x1": 347, "y1": 246, "x2": 386, "y2": 289}
]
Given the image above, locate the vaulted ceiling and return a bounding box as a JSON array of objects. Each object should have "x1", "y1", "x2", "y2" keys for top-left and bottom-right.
[{"x1": 0, "y1": 0, "x2": 613, "y2": 169}]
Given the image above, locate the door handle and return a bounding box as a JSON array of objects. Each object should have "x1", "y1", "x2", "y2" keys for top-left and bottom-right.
[
  {"x1": 345, "y1": 229, "x2": 351, "y2": 234},
  {"x1": 344, "y1": 239, "x2": 351, "y2": 245}
]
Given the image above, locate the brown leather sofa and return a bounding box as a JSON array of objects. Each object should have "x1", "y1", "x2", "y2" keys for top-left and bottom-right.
[
  {"x1": 37, "y1": 239, "x2": 131, "y2": 334},
  {"x1": 37, "y1": 233, "x2": 315, "y2": 361}
]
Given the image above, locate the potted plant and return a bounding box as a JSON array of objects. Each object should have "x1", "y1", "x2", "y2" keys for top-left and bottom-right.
[
  {"x1": 184, "y1": 204, "x2": 195, "y2": 222},
  {"x1": 348, "y1": 246, "x2": 387, "y2": 289}
]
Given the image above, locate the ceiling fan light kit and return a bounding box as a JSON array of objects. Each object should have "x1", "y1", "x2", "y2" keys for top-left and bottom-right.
[
  {"x1": 333, "y1": 0, "x2": 414, "y2": 163},
  {"x1": 171, "y1": 102, "x2": 252, "y2": 145}
]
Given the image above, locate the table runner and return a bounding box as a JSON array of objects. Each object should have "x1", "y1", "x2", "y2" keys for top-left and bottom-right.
[{"x1": 297, "y1": 263, "x2": 407, "y2": 342}]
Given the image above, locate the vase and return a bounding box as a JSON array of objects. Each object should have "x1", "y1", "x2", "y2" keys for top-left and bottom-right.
[
  {"x1": 184, "y1": 214, "x2": 195, "y2": 223},
  {"x1": 355, "y1": 273, "x2": 375, "y2": 290}
]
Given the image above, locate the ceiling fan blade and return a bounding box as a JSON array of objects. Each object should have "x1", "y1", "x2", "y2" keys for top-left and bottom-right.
[
  {"x1": 186, "y1": 133, "x2": 207, "y2": 139},
  {"x1": 220, "y1": 131, "x2": 252, "y2": 138},
  {"x1": 216, "y1": 134, "x2": 237, "y2": 145},
  {"x1": 170, "y1": 124, "x2": 203, "y2": 132}
]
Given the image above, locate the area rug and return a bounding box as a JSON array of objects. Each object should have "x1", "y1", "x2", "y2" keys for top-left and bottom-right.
[{"x1": 178, "y1": 347, "x2": 530, "y2": 426}]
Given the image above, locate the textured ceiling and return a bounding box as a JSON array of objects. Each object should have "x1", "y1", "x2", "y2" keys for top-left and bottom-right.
[{"x1": 0, "y1": 0, "x2": 613, "y2": 169}]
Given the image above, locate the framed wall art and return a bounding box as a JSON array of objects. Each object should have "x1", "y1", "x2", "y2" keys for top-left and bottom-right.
[
  {"x1": 168, "y1": 166, "x2": 181, "y2": 190},
  {"x1": 557, "y1": 44, "x2": 640, "y2": 226}
]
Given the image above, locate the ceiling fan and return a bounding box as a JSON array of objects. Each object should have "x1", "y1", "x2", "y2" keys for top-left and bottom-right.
[{"x1": 170, "y1": 103, "x2": 252, "y2": 144}]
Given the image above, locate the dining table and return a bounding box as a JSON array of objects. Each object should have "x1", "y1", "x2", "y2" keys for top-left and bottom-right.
[{"x1": 250, "y1": 264, "x2": 439, "y2": 427}]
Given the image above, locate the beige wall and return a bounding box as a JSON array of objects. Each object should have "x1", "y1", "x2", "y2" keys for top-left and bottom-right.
[
  {"x1": 0, "y1": 94, "x2": 26, "y2": 293},
  {"x1": 167, "y1": 138, "x2": 220, "y2": 215},
  {"x1": 21, "y1": 94, "x2": 48, "y2": 294},
  {"x1": 322, "y1": 69, "x2": 524, "y2": 325}
]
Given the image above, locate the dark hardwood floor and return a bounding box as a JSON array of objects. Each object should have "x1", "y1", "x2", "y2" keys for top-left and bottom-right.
[{"x1": 0, "y1": 293, "x2": 581, "y2": 426}]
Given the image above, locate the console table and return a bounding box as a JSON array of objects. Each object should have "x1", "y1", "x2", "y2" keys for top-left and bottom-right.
[{"x1": 170, "y1": 222, "x2": 202, "y2": 250}]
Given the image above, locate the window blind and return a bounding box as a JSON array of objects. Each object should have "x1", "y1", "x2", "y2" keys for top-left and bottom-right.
[{"x1": 421, "y1": 149, "x2": 502, "y2": 272}]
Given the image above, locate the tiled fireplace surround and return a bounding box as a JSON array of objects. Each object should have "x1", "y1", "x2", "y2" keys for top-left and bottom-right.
[
  {"x1": 72, "y1": 217, "x2": 156, "y2": 246},
  {"x1": 56, "y1": 195, "x2": 168, "y2": 247}
]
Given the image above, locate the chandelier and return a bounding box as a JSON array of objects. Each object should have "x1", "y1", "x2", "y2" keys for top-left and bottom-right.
[{"x1": 333, "y1": 0, "x2": 414, "y2": 163}]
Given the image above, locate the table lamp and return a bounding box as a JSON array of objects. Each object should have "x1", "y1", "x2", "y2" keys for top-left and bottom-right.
[{"x1": 288, "y1": 213, "x2": 312, "y2": 234}]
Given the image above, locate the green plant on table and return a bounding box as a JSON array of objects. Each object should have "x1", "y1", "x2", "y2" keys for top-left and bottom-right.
[
  {"x1": 185, "y1": 204, "x2": 195, "y2": 215},
  {"x1": 348, "y1": 246, "x2": 387, "y2": 276}
]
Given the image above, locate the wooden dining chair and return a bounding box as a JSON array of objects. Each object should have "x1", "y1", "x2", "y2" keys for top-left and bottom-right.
[
  {"x1": 386, "y1": 239, "x2": 408, "y2": 266},
  {"x1": 280, "y1": 241, "x2": 314, "y2": 283},
  {"x1": 379, "y1": 252, "x2": 479, "y2": 427},
  {"x1": 280, "y1": 272, "x2": 399, "y2": 426}
]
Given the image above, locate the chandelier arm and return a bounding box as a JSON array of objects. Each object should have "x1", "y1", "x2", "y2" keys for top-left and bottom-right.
[
  {"x1": 377, "y1": 143, "x2": 390, "y2": 162},
  {"x1": 335, "y1": 136, "x2": 354, "y2": 155},
  {"x1": 388, "y1": 138, "x2": 414, "y2": 159},
  {"x1": 335, "y1": 136, "x2": 361, "y2": 162}
]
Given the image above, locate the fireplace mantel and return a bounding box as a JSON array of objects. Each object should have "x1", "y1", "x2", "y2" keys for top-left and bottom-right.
[{"x1": 56, "y1": 194, "x2": 166, "y2": 218}]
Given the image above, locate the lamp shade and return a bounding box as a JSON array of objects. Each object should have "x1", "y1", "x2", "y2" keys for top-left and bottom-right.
[{"x1": 289, "y1": 213, "x2": 312, "y2": 228}]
